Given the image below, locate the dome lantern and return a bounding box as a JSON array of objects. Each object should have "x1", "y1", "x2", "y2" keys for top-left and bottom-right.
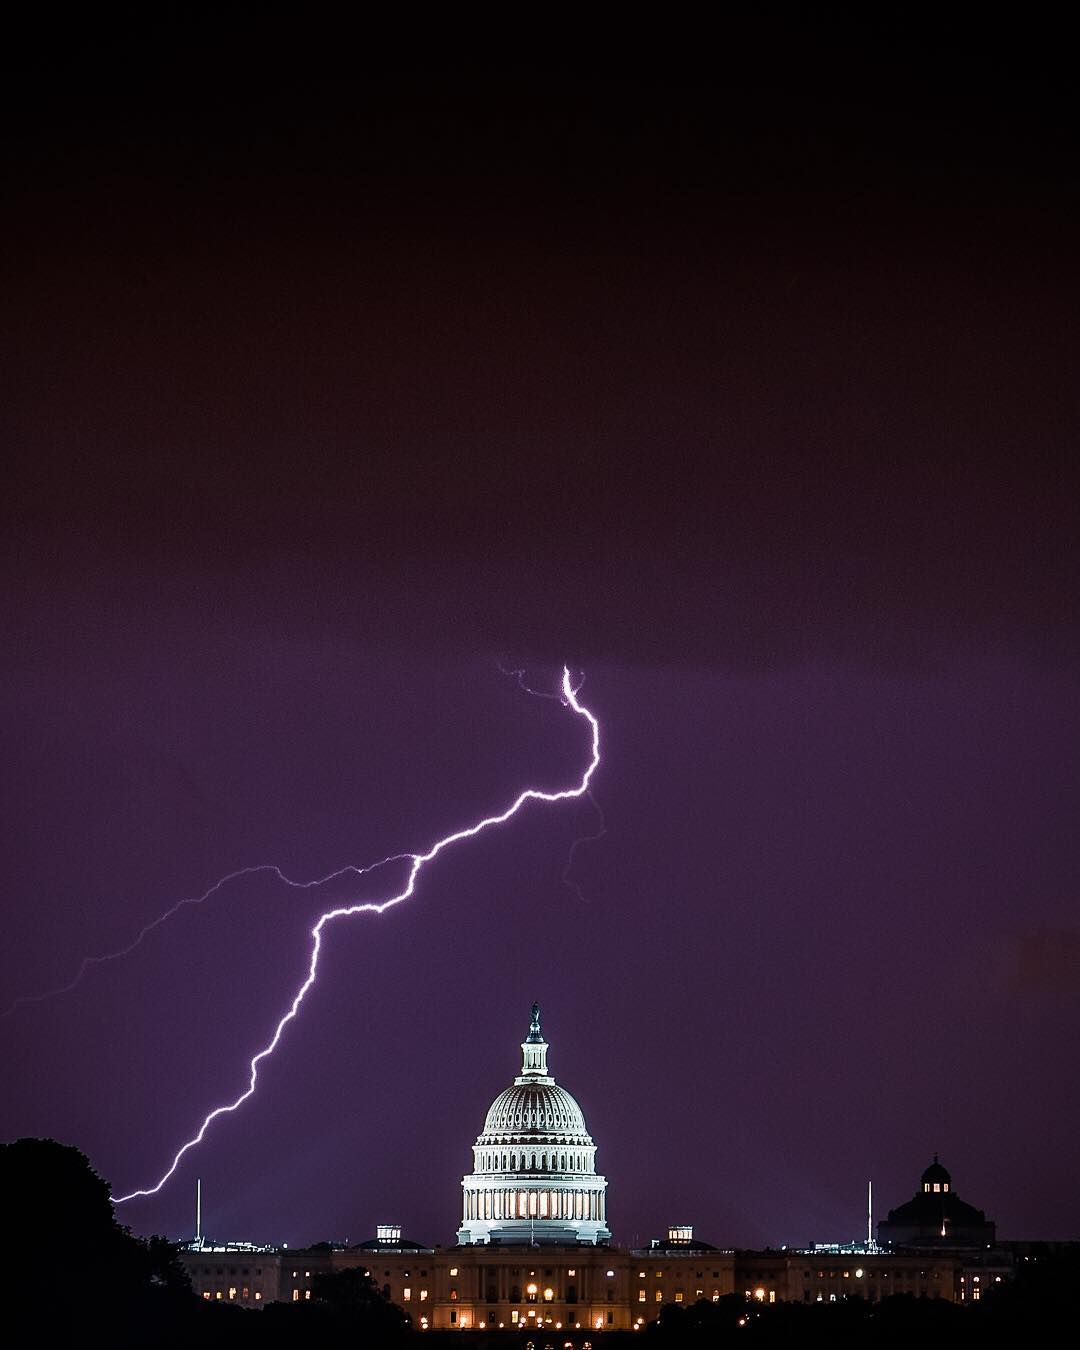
[
  {"x1": 921, "y1": 1154, "x2": 952, "y2": 1193},
  {"x1": 518, "y1": 1001, "x2": 552, "y2": 1081}
]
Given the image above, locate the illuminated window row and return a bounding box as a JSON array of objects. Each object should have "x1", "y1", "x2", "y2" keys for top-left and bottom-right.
[
  {"x1": 464, "y1": 1187, "x2": 604, "y2": 1220},
  {"x1": 198, "y1": 1286, "x2": 262, "y2": 1302}
]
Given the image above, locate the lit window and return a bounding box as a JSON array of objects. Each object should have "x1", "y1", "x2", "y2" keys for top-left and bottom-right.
[
  {"x1": 568, "y1": 1268, "x2": 576, "y2": 1277},
  {"x1": 404, "y1": 1288, "x2": 411, "y2": 1301},
  {"x1": 420, "y1": 1289, "x2": 428, "y2": 1301},
  {"x1": 450, "y1": 1267, "x2": 458, "y2": 1277},
  {"x1": 607, "y1": 1269, "x2": 615, "y2": 1278},
  {"x1": 228, "y1": 1286, "x2": 237, "y2": 1300},
  {"x1": 675, "y1": 1291, "x2": 684, "y2": 1303},
  {"x1": 972, "y1": 1288, "x2": 981, "y2": 1301},
  {"x1": 933, "y1": 1183, "x2": 941, "y2": 1193},
  {"x1": 511, "y1": 1311, "x2": 519, "y2": 1324},
  {"x1": 215, "y1": 1291, "x2": 222, "y2": 1301},
  {"x1": 304, "y1": 1290, "x2": 311, "y2": 1301},
  {"x1": 242, "y1": 1287, "x2": 249, "y2": 1299},
  {"x1": 202, "y1": 1291, "x2": 211, "y2": 1301},
  {"x1": 655, "y1": 1290, "x2": 663, "y2": 1302},
  {"x1": 638, "y1": 1289, "x2": 646, "y2": 1302},
  {"x1": 450, "y1": 1288, "x2": 458, "y2": 1301},
  {"x1": 754, "y1": 1288, "x2": 765, "y2": 1301},
  {"x1": 254, "y1": 1292, "x2": 262, "y2": 1302},
  {"x1": 292, "y1": 1289, "x2": 300, "y2": 1302}
]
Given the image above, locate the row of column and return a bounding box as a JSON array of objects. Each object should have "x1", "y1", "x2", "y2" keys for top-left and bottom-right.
[
  {"x1": 478, "y1": 1150, "x2": 591, "y2": 1173},
  {"x1": 464, "y1": 1187, "x2": 605, "y2": 1222}
]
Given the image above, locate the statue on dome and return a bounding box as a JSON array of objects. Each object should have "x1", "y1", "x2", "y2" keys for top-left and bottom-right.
[{"x1": 529, "y1": 1001, "x2": 542, "y2": 1041}]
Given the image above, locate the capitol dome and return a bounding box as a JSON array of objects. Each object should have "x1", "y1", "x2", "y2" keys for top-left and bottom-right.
[
  {"x1": 457, "y1": 1004, "x2": 611, "y2": 1246},
  {"x1": 480, "y1": 1082, "x2": 589, "y2": 1139}
]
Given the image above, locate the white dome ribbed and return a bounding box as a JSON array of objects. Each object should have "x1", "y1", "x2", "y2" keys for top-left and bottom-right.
[{"x1": 479, "y1": 1082, "x2": 592, "y2": 1142}]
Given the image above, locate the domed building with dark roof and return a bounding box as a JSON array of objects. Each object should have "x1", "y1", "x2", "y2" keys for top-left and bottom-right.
[
  {"x1": 877, "y1": 1156, "x2": 996, "y2": 1249},
  {"x1": 457, "y1": 1003, "x2": 610, "y2": 1245}
]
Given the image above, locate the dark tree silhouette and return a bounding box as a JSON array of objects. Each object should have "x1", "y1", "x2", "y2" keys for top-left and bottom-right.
[
  {"x1": 0, "y1": 1137, "x2": 194, "y2": 1344},
  {"x1": 260, "y1": 1265, "x2": 409, "y2": 1346}
]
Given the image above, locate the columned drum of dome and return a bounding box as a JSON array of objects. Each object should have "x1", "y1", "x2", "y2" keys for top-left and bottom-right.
[{"x1": 457, "y1": 1004, "x2": 611, "y2": 1246}]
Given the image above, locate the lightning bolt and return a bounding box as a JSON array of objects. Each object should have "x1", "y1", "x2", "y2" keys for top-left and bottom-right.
[
  {"x1": 560, "y1": 788, "x2": 606, "y2": 905},
  {"x1": 111, "y1": 666, "x2": 598, "y2": 1204},
  {"x1": 1, "y1": 857, "x2": 409, "y2": 1019},
  {"x1": 498, "y1": 663, "x2": 606, "y2": 903}
]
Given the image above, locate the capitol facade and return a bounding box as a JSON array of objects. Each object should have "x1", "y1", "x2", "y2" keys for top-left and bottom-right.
[
  {"x1": 180, "y1": 1006, "x2": 1017, "y2": 1330},
  {"x1": 457, "y1": 1003, "x2": 610, "y2": 1246}
]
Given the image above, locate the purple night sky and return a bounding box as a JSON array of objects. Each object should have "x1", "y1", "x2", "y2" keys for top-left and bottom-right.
[{"x1": 3, "y1": 21, "x2": 1078, "y2": 1250}]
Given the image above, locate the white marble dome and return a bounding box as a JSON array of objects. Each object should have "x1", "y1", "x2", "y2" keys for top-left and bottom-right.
[
  {"x1": 457, "y1": 1004, "x2": 610, "y2": 1247},
  {"x1": 480, "y1": 1082, "x2": 591, "y2": 1141}
]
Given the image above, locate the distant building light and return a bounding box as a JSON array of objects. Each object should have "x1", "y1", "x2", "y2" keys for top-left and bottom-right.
[{"x1": 376, "y1": 1224, "x2": 402, "y2": 1243}]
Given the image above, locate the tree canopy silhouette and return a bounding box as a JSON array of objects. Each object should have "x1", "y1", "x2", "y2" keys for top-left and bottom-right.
[{"x1": 0, "y1": 1137, "x2": 193, "y2": 1343}]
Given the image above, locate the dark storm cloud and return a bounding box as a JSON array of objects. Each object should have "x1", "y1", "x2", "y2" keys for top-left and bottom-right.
[
  {"x1": 4, "y1": 20, "x2": 1078, "y2": 675},
  {"x1": 1010, "y1": 929, "x2": 1080, "y2": 996},
  {"x1": 6, "y1": 226, "x2": 1075, "y2": 674}
]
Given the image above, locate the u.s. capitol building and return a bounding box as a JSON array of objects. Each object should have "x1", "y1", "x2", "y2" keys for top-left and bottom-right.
[{"x1": 179, "y1": 1006, "x2": 1013, "y2": 1331}]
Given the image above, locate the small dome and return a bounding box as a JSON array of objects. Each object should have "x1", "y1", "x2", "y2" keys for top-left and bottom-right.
[{"x1": 921, "y1": 1154, "x2": 952, "y2": 1188}]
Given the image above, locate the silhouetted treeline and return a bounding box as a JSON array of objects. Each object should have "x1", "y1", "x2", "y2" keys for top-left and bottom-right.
[
  {"x1": 0, "y1": 1138, "x2": 408, "y2": 1348},
  {"x1": 0, "y1": 1138, "x2": 194, "y2": 1346},
  {"x1": 642, "y1": 1263, "x2": 1080, "y2": 1346}
]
